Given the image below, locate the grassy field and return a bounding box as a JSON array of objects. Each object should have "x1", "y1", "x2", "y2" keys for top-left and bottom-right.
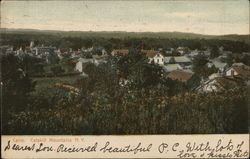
[{"x1": 32, "y1": 75, "x2": 82, "y2": 92}]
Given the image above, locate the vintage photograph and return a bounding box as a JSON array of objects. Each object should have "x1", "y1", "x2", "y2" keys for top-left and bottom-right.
[{"x1": 1, "y1": 0, "x2": 249, "y2": 135}]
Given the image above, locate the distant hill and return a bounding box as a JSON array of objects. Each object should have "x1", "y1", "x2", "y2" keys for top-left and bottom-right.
[{"x1": 0, "y1": 28, "x2": 249, "y2": 44}]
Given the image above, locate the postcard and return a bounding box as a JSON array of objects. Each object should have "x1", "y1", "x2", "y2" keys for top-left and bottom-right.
[{"x1": 0, "y1": 0, "x2": 249, "y2": 158}]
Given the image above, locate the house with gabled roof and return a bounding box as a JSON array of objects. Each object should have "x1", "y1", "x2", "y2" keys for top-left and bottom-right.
[
  {"x1": 141, "y1": 50, "x2": 164, "y2": 65},
  {"x1": 166, "y1": 70, "x2": 194, "y2": 83},
  {"x1": 196, "y1": 76, "x2": 242, "y2": 93},
  {"x1": 225, "y1": 65, "x2": 250, "y2": 80}
]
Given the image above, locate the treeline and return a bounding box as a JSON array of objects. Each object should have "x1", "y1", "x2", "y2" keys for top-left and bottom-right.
[{"x1": 1, "y1": 32, "x2": 249, "y2": 53}]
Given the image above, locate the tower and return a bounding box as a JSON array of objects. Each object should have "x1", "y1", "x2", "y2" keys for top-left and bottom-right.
[{"x1": 30, "y1": 41, "x2": 35, "y2": 48}]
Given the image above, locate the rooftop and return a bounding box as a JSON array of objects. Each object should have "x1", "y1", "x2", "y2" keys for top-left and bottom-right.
[
  {"x1": 166, "y1": 70, "x2": 194, "y2": 83},
  {"x1": 230, "y1": 66, "x2": 250, "y2": 79},
  {"x1": 141, "y1": 50, "x2": 160, "y2": 58},
  {"x1": 112, "y1": 49, "x2": 129, "y2": 55},
  {"x1": 165, "y1": 56, "x2": 191, "y2": 63},
  {"x1": 163, "y1": 64, "x2": 182, "y2": 72}
]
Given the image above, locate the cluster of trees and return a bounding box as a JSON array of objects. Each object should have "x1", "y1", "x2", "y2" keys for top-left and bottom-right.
[
  {"x1": 1, "y1": 52, "x2": 248, "y2": 135},
  {"x1": 1, "y1": 54, "x2": 36, "y2": 131}
]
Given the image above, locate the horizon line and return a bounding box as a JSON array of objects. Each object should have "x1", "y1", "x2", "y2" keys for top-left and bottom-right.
[{"x1": 1, "y1": 27, "x2": 249, "y2": 36}]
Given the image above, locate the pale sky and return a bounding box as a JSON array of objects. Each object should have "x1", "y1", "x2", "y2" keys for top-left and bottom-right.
[{"x1": 1, "y1": 0, "x2": 249, "y2": 35}]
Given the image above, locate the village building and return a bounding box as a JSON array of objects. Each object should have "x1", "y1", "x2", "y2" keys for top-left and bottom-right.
[
  {"x1": 0, "y1": 45, "x2": 14, "y2": 54},
  {"x1": 162, "y1": 64, "x2": 183, "y2": 72},
  {"x1": 16, "y1": 47, "x2": 24, "y2": 55},
  {"x1": 34, "y1": 46, "x2": 56, "y2": 56},
  {"x1": 189, "y1": 49, "x2": 199, "y2": 55},
  {"x1": 187, "y1": 50, "x2": 201, "y2": 60},
  {"x1": 208, "y1": 72, "x2": 223, "y2": 80},
  {"x1": 202, "y1": 50, "x2": 211, "y2": 57},
  {"x1": 232, "y1": 62, "x2": 245, "y2": 67},
  {"x1": 111, "y1": 49, "x2": 129, "y2": 56},
  {"x1": 166, "y1": 70, "x2": 194, "y2": 83},
  {"x1": 222, "y1": 50, "x2": 232, "y2": 55},
  {"x1": 207, "y1": 60, "x2": 228, "y2": 72},
  {"x1": 75, "y1": 57, "x2": 107, "y2": 76},
  {"x1": 225, "y1": 65, "x2": 250, "y2": 80},
  {"x1": 164, "y1": 56, "x2": 191, "y2": 66},
  {"x1": 196, "y1": 76, "x2": 241, "y2": 93},
  {"x1": 176, "y1": 47, "x2": 189, "y2": 55},
  {"x1": 30, "y1": 41, "x2": 35, "y2": 48},
  {"x1": 150, "y1": 53, "x2": 164, "y2": 65},
  {"x1": 81, "y1": 46, "x2": 94, "y2": 53},
  {"x1": 232, "y1": 53, "x2": 243, "y2": 59},
  {"x1": 141, "y1": 50, "x2": 164, "y2": 65},
  {"x1": 165, "y1": 48, "x2": 174, "y2": 55},
  {"x1": 75, "y1": 58, "x2": 95, "y2": 74},
  {"x1": 118, "y1": 78, "x2": 131, "y2": 87},
  {"x1": 242, "y1": 52, "x2": 250, "y2": 56}
]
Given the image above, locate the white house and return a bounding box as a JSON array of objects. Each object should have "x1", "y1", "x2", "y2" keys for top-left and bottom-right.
[
  {"x1": 196, "y1": 77, "x2": 239, "y2": 93},
  {"x1": 197, "y1": 78, "x2": 220, "y2": 93},
  {"x1": 75, "y1": 58, "x2": 94, "y2": 73},
  {"x1": 225, "y1": 65, "x2": 250, "y2": 80},
  {"x1": 101, "y1": 49, "x2": 107, "y2": 56},
  {"x1": 151, "y1": 53, "x2": 164, "y2": 65},
  {"x1": 142, "y1": 50, "x2": 164, "y2": 65}
]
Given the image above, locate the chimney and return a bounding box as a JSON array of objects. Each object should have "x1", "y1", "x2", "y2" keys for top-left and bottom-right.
[{"x1": 231, "y1": 69, "x2": 234, "y2": 76}]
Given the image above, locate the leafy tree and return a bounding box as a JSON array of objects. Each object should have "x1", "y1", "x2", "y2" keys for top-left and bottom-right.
[
  {"x1": 192, "y1": 55, "x2": 208, "y2": 77},
  {"x1": 223, "y1": 54, "x2": 234, "y2": 66},
  {"x1": 1, "y1": 54, "x2": 36, "y2": 111},
  {"x1": 60, "y1": 58, "x2": 76, "y2": 72},
  {"x1": 21, "y1": 54, "x2": 45, "y2": 76},
  {"x1": 50, "y1": 65, "x2": 65, "y2": 76},
  {"x1": 210, "y1": 46, "x2": 219, "y2": 59},
  {"x1": 83, "y1": 39, "x2": 93, "y2": 49},
  {"x1": 1, "y1": 54, "x2": 36, "y2": 133},
  {"x1": 169, "y1": 57, "x2": 176, "y2": 64}
]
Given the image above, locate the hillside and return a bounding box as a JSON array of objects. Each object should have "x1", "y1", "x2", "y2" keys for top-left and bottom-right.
[{"x1": 0, "y1": 28, "x2": 249, "y2": 44}]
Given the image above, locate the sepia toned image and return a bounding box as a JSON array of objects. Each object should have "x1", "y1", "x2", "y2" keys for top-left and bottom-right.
[{"x1": 0, "y1": 0, "x2": 249, "y2": 136}]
